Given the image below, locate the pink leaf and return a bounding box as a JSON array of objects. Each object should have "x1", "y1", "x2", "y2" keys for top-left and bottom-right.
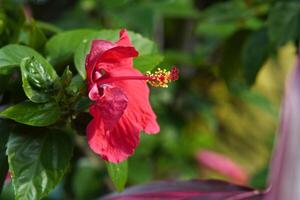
[
  {"x1": 266, "y1": 55, "x2": 300, "y2": 200},
  {"x1": 196, "y1": 150, "x2": 249, "y2": 184},
  {"x1": 101, "y1": 180, "x2": 263, "y2": 200}
]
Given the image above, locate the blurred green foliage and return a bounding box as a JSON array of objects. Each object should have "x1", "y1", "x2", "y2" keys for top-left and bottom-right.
[{"x1": 0, "y1": 0, "x2": 299, "y2": 199}]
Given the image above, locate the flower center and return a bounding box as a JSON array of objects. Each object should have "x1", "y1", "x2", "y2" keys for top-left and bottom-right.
[
  {"x1": 95, "y1": 67, "x2": 179, "y2": 88},
  {"x1": 146, "y1": 67, "x2": 179, "y2": 88}
]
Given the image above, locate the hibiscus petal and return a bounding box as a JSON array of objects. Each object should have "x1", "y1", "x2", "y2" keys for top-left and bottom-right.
[
  {"x1": 87, "y1": 112, "x2": 140, "y2": 163},
  {"x1": 85, "y1": 40, "x2": 115, "y2": 83},
  {"x1": 96, "y1": 85, "x2": 128, "y2": 129},
  {"x1": 87, "y1": 85, "x2": 140, "y2": 163},
  {"x1": 87, "y1": 40, "x2": 115, "y2": 65},
  {"x1": 88, "y1": 84, "x2": 101, "y2": 101},
  {"x1": 144, "y1": 119, "x2": 160, "y2": 134},
  {"x1": 109, "y1": 68, "x2": 160, "y2": 134},
  {"x1": 100, "y1": 46, "x2": 138, "y2": 64},
  {"x1": 116, "y1": 29, "x2": 133, "y2": 47}
]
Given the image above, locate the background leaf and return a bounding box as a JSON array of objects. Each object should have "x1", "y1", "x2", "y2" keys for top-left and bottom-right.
[
  {"x1": 20, "y1": 57, "x2": 59, "y2": 103},
  {"x1": 45, "y1": 29, "x2": 97, "y2": 66},
  {"x1": 133, "y1": 54, "x2": 164, "y2": 73},
  {"x1": 7, "y1": 128, "x2": 73, "y2": 200},
  {"x1": 242, "y1": 28, "x2": 269, "y2": 86},
  {"x1": 18, "y1": 20, "x2": 47, "y2": 51},
  {"x1": 220, "y1": 30, "x2": 249, "y2": 87},
  {"x1": 72, "y1": 158, "x2": 104, "y2": 200},
  {"x1": 267, "y1": 2, "x2": 300, "y2": 47},
  {"x1": 0, "y1": 101, "x2": 61, "y2": 127},
  {"x1": 0, "y1": 44, "x2": 51, "y2": 75},
  {"x1": 106, "y1": 161, "x2": 128, "y2": 192}
]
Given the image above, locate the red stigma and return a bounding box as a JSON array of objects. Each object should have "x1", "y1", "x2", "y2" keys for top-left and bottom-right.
[{"x1": 170, "y1": 66, "x2": 179, "y2": 81}]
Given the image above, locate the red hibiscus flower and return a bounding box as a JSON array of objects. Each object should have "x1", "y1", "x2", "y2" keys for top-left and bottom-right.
[{"x1": 85, "y1": 29, "x2": 178, "y2": 163}]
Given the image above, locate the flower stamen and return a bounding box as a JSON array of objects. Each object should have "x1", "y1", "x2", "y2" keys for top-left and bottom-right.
[
  {"x1": 146, "y1": 66, "x2": 179, "y2": 88},
  {"x1": 95, "y1": 66, "x2": 179, "y2": 88}
]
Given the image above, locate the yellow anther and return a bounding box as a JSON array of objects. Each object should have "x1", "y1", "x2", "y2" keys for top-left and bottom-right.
[{"x1": 145, "y1": 67, "x2": 179, "y2": 88}]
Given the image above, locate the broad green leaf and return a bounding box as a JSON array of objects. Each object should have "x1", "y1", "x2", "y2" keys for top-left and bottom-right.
[
  {"x1": 242, "y1": 29, "x2": 269, "y2": 86},
  {"x1": 0, "y1": 44, "x2": 51, "y2": 75},
  {"x1": 7, "y1": 128, "x2": 73, "y2": 200},
  {"x1": 0, "y1": 120, "x2": 10, "y2": 195},
  {"x1": 74, "y1": 29, "x2": 159, "y2": 79},
  {"x1": 134, "y1": 54, "x2": 164, "y2": 72},
  {"x1": 45, "y1": 29, "x2": 97, "y2": 65},
  {"x1": 0, "y1": 101, "x2": 61, "y2": 127},
  {"x1": 127, "y1": 31, "x2": 158, "y2": 55},
  {"x1": 74, "y1": 39, "x2": 92, "y2": 79},
  {"x1": 20, "y1": 57, "x2": 59, "y2": 103},
  {"x1": 267, "y1": 2, "x2": 300, "y2": 47},
  {"x1": 106, "y1": 160, "x2": 128, "y2": 191}
]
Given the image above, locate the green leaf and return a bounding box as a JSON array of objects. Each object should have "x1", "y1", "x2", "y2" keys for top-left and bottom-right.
[
  {"x1": 106, "y1": 160, "x2": 128, "y2": 191},
  {"x1": 35, "y1": 21, "x2": 62, "y2": 34},
  {"x1": 7, "y1": 128, "x2": 73, "y2": 200},
  {"x1": 220, "y1": 30, "x2": 249, "y2": 86},
  {"x1": 153, "y1": 0, "x2": 199, "y2": 18},
  {"x1": 127, "y1": 31, "x2": 158, "y2": 55},
  {"x1": 18, "y1": 20, "x2": 47, "y2": 51},
  {"x1": 267, "y1": 2, "x2": 300, "y2": 47},
  {"x1": 0, "y1": 3, "x2": 25, "y2": 47},
  {"x1": 60, "y1": 66, "x2": 73, "y2": 87},
  {"x1": 74, "y1": 29, "x2": 158, "y2": 79},
  {"x1": 0, "y1": 101, "x2": 61, "y2": 127},
  {"x1": 134, "y1": 54, "x2": 164, "y2": 73},
  {"x1": 0, "y1": 120, "x2": 10, "y2": 195},
  {"x1": 74, "y1": 39, "x2": 92, "y2": 79},
  {"x1": 0, "y1": 44, "x2": 51, "y2": 75},
  {"x1": 72, "y1": 159, "x2": 103, "y2": 200},
  {"x1": 66, "y1": 74, "x2": 85, "y2": 97},
  {"x1": 196, "y1": 1, "x2": 263, "y2": 39},
  {"x1": 20, "y1": 57, "x2": 59, "y2": 103},
  {"x1": 242, "y1": 29, "x2": 269, "y2": 86},
  {"x1": 45, "y1": 29, "x2": 97, "y2": 66}
]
